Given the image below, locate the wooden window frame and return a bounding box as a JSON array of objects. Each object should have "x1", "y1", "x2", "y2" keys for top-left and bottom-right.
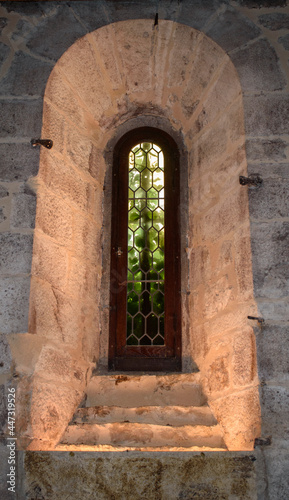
[{"x1": 109, "y1": 127, "x2": 181, "y2": 372}]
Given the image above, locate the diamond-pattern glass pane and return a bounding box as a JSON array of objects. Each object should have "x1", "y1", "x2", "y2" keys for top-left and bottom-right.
[{"x1": 127, "y1": 142, "x2": 165, "y2": 346}]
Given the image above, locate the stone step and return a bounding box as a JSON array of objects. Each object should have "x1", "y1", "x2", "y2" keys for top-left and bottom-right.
[
  {"x1": 72, "y1": 405, "x2": 217, "y2": 427},
  {"x1": 86, "y1": 373, "x2": 206, "y2": 407},
  {"x1": 61, "y1": 422, "x2": 226, "y2": 449}
]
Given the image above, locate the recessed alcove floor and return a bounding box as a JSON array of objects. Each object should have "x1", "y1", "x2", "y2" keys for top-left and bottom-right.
[{"x1": 57, "y1": 373, "x2": 227, "y2": 452}]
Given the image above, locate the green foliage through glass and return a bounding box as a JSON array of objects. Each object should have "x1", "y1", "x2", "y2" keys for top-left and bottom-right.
[{"x1": 126, "y1": 143, "x2": 165, "y2": 346}]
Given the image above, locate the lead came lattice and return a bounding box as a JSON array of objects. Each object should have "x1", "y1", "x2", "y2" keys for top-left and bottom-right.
[{"x1": 126, "y1": 142, "x2": 165, "y2": 346}]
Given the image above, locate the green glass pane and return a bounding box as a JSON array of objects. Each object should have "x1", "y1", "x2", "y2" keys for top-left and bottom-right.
[
  {"x1": 141, "y1": 142, "x2": 152, "y2": 152},
  {"x1": 134, "y1": 281, "x2": 142, "y2": 294},
  {"x1": 129, "y1": 169, "x2": 140, "y2": 190},
  {"x1": 140, "y1": 207, "x2": 152, "y2": 229},
  {"x1": 128, "y1": 229, "x2": 133, "y2": 250},
  {"x1": 127, "y1": 291, "x2": 139, "y2": 316},
  {"x1": 140, "y1": 334, "x2": 151, "y2": 346},
  {"x1": 160, "y1": 314, "x2": 165, "y2": 337},
  {"x1": 128, "y1": 248, "x2": 139, "y2": 273},
  {"x1": 140, "y1": 291, "x2": 152, "y2": 316},
  {"x1": 127, "y1": 315, "x2": 132, "y2": 336},
  {"x1": 153, "y1": 168, "x2": 164, "y2": 191},
  {"x1": 134, "y1": 314, "x2": 143, "y2": 338},
  {"x1": 158, "y1": 228, "x2": 164, "y2": 250},
  {"x1": 153, "y1": 248, "x2": 164, "y2": 272},
  {"x1": 147, "y1": 187, "x2": 158, "y2": 198},
  {"x1": 135, "y1": 187, "x2": 146, "y2": 198},
  {"x1": 147, "y1": 227, "x2": 158, "y2": 251},
  {"x1": 141, "y1": 168, "x2": 152, "y2": 190},
  {"x1": 128, "y1": 208, "x2": 140, "y2": 231},
  {"x1": 147, "y1": 313, "x2": 158, "y2": 336},
  {"x1": 153, "y1": 291, "x2": 164, "y2": 315},
  {"x1": 127, "y1": 335, "x2": 138, "y2": 346},
  {"x1": 152, "y1": 208, "x2": 164, "y2": 230},
  {"x1": 153, "y1": 334, "x2": 165, "y2": 346},
  {"x1": 147, "y1": 199, "x2": 158, "y2": 211}
]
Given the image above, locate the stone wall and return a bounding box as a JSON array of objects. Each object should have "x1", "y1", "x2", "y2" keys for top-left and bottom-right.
[{"x1": 0, "y1": 1, "x2": 288, "y2": 499}]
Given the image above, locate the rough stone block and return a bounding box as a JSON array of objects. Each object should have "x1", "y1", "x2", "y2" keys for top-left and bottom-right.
[
  {"x1": 264, "y1": 448, "x2": 289, "y2": 500},
  {"x1": 0, "y1": 335, "x2": 12, "y2": 374},
  {"x1": 231, "y1": 38, "x2": 286, "y2": 92},
  {"x1": 73, "y1": 211, "x2": 102, "y2": 263},
  {"x1": 0, "y1": 185, "x2": 9, "y2": 199},
  {"x1": 167, "y1": 24, "x2": 201, "y2": 88},
  {"x1": 0, "y1": 384, "x2": 7, "y2": 434},
  {"x1": 0, "y1": 234, "x2": 33, "y2": 275},
  {"x1": 203, "y1": 275, "x2": 234, "y2": 319},
  {"x1": 39, "y1": 152, "x2": 93, "y2": 214},
  {"x1": 31, "y1": 235, "x2": 68, "y2": 292},
  {"x1": 206, "y1": 9, "x2": 261, "y2": 52},
  {"x1": 29, "y1": 278, "x2": 82, "y2": 346},
  {"x1": 177, "y1": 0, "x2": 218, "y2": 30},
  {"x1": 44, "y1": 69, "x2": 93, "y2": 133},
  {"x1": 34, "y1": 345, "x2": 86, "y2": 388},
  {"x1": 278, "y1": 33, "x2": 289, "y2": 50},
  {"x1": 57, "y1": 36, "x2": 111, "y2": 121},
  {"x1": 257, "y1": 299, "x2": 289, "y2": 322},
  {"x1": 23, "y1": 451, "x2": 259, "y2": 500},
  {"x1": 181, "y1": 35, "x2": 225, "y2": 119},
  {"x1": 68, "y1": 2, "x2": 109, "y2": 32},
  {"x1": 67, "y1": 257, "x2": 100, "y2": 300},
  {"x1": 248, "y1": 177, "x2": 289, "y2": 220},
  {"x1": 0, "y1": 41, "x2": 10, "y2": 66},
  {"x1": 260, "y1": 385, "x2": 289, "y2": 440},
  {"x1": 251, "y1": 221, "x2": 289, "y2": 299},
  {"x1": 232, "y1": 327, "x2": 256, "y2": 386},
  {"x1": 234, "y1": 227, "x2": 255, "y2": 301},
  {"x1": 0, "y1": 99, "x2": 42, "y2": 138},
  {"x1": 3, "y1": 2, "x2": 56, "y2": 15},
  {"x1": 258, "y1": 12, "x2": 289, "y2": 30},
  {"x1": 245, "y1": 138, "x2": 287, "y2": 162},
  {"x1": 26, "y1": 6, "x2": 86, "y2": 62},
  {"x1": 197, "y1": 188, "x2": 248, "y2": 243},
  {"x1": 0, "y1": 17, "x2": 7, "y2": 34},
  {"x1": 191, "y1": 119, "x2": 228, "y2": 176},
  {"x1": 35, "y1": 189, "x2": 73, "y2": 248},
  {"x1": 11, "y1": 186, "x2": 36, "y2": 229},
  {"x1": 244, "y1": 94, "x2": 289, "y2": 136},
  {"x1": 41, "y1": 100, "x2": 65, "y2": 155},
  {"x1": 0, "y1": 203, "x2": 8, "y2": 227},
  {"x1": 0, "y1": 51, "x2": 52, "y2": 97},
  {"x1": 89, "y1": 27, "x2": 123, "y2": 91},
  {"x1": 0, "y1": 143, "x2": 39, "y2": 182},
  {"x1": 191, "y1": 61, "x2": 241, "y2": 136},
  {"x1": 30, "y1": 380, "x2": 82, "y2": 445},
  {"x1": 206, "y1": 355, "x2": 230, "y2": 394},
  {"x1": 210, "y1": 387, "x2": 261, "y2": 450},
  {"x1": 113, "y1": 21, "x2": 153, "y2": 95},
  {"x1": 0, "y1": 276, "x2": 30, "y2": 334},
  {"x1": 256, "y1": 324, "x2": 289, "y2": 380}
]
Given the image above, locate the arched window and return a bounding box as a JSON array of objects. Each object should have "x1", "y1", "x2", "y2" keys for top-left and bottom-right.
[{"x1": 109, "y1": 128, "x2": 181, "y2": 372}]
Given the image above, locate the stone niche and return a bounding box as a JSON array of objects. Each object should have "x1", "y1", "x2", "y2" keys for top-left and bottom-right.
[{"x1": 21, "y1": 19, "x2": 260, "y2": 450}]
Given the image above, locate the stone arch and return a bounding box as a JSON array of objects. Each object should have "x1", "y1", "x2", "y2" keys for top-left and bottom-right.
[{"x1": 27, "y1": 20, "x2": 260, "y2": 450}]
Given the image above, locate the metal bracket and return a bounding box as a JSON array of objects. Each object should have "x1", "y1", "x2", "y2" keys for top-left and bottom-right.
[
  {"x1": 254, "y1": 436, "x2": 272, "y2": 448},
  {"x1": 239, "y1": 174, "x2": 263, "y2": 188},
  {"x1": 31, "y1": 139, "x2": 53, "y2": 149},
  {"x1": 248, "y1": 316, "x2": 265, "y2": 327}
]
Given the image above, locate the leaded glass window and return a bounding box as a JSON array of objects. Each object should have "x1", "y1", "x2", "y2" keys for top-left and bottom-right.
[
  {"x1": 109, "y1": 127, "x2": 181, "y2": 372},
  {"x1": 127, "y1": 143, "x2": 165, "y2": 346}
]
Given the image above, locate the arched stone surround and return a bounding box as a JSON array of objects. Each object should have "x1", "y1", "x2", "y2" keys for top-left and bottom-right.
[{"x1": 25, "y1": 19, "x2": 260, "y2": 450}]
